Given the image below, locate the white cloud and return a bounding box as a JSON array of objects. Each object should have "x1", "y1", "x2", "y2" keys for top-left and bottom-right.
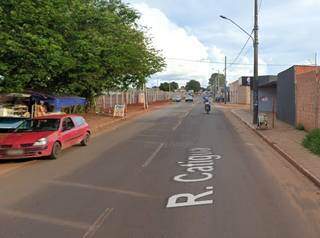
[
  {"x1": 133, "y1": 3, "x2": 212, "y2": 87},
  {"x1": 132, "y1": 2, "x2": 270, "y2": 87}
]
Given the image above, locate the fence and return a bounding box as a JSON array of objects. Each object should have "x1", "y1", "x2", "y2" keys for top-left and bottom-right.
[{"x1": 95, "y1": 89, "x2": 173, "y2": 113}]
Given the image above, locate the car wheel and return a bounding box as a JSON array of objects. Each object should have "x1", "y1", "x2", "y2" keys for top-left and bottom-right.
[
  {"x1": 49, "y1": 142, "x2": 61, "y2": 160},
  {"x1": 80, "y1": 133, "x2": 90, "y2": 146}
]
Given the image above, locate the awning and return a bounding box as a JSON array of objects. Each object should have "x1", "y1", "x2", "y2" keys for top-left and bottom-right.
[{"x1": 46, "y1": 96, "x2": 86, "y2": 112}]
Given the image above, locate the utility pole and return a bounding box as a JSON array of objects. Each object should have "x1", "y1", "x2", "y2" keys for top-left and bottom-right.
[
  {"x1": 315, "y1": 53, "x2": 319, "y2": 128},
  {"x1": 143, "y1": 83, "x2": 148, "y2": 110},
  {"x1": 217, "y1": 69, "x2": 220, "y2": 98},
  {"x1": 224, "y1": 56, "x2": 227, "y2": 104},
  {"x1": 252, "y1": 0, "x2": 259, "y2": 124},
  {"x1": 220, "y1": 0, "x2": 259, "y2": 122}
]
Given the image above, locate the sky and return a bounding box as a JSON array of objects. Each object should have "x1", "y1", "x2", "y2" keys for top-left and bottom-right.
[{"x1": 125, "y1": 0, "x2": 320, "y2": 87}]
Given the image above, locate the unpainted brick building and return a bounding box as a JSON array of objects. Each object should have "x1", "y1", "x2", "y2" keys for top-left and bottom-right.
[
  {"x1": 296, "y1": 70, "x2": 320, "y2": 131},
  {"x1": 277, "y1": 65, "x2": 320, "y2": 130}
]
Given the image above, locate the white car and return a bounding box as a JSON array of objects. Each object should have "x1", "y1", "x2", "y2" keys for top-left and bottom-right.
[
  {"x1": 185, "y1": 95, "x2": 194, "y2": 102},
  {"x1": 172, "y1": 96, "x2": 182, "y2": 102}
]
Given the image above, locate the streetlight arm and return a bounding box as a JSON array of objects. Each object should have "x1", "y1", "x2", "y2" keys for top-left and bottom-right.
[{"x1": 220, "y1": 15, "x2": 254, "y2": 41}]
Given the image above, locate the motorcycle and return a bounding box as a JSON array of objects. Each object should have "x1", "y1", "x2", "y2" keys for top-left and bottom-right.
[{"x1": 205, "y1": 102, "x2": 211, "y2": 114}]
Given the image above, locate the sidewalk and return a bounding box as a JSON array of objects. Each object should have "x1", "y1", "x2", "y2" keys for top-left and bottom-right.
[{"x1": 231, "y1": 108, "x2": 320, "y2": 188}]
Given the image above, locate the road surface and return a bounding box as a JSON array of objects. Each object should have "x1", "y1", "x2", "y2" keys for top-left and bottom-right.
[{"x1": 0, "y1": 102, "x2": 319, "y2": 238}]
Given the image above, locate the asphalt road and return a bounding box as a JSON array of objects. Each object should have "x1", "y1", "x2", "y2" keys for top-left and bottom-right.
[{"x1": 0, "y1": 102, "x2": 320, "y2": 238}]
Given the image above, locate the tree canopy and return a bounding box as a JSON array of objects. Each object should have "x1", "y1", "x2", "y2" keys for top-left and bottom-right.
[
  {"x1": 0, "y1": 0, "x2": 165, "y2": 101},
  {"x1": 185, "y1": 80, "x2": 201, "y2": 92},
  {"x1": 159, "y1": 81, "x2": 179, "y2": 91},
  {"x1": 208, "y1": 73, "x2": 225, "y2": 88}
]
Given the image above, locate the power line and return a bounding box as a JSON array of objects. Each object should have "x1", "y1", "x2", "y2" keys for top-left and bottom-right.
[
  {"x1": 229, "y1": 0, "x2": 262, "y2": 67},
  {"x1": 166, "y1": 57, "x2": 291, "y2": 67},
  {"x1": 229, "y1": 30, "x2": 253, "y2": 67},
  {"x1": 227, "y1": 0, "x2": 263, "y2": 68},
  {"x1": 259, "y1": 0, "x2": 263, "y2": 12}
]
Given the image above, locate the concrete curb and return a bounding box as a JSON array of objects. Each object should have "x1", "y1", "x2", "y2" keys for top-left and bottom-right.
[{"x1": 231, "y1": 109, "x2": 320, "y2": 189}]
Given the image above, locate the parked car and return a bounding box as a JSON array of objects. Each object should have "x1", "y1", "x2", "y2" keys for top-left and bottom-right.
[
  {"x1": 0, "y1": 117, "x2": 26, "y2": 133},
  {"x1": 0, "y1": 114, "x2": 91, "y2": 160},
  {"x1": 185, "y1": 95, "x2": 194, "y2": 102},
  {"x1": 172, "y1": 95, "x2": 182, "y2": 102}
]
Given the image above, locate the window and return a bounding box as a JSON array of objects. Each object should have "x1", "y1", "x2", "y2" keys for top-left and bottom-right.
[
  {"x1": 62, "y1": 117, "x2": 75, "y2": 131},
  {"x1": 16, "y1": 119, "x2": 60, "y2": 132},
  {"x1": 73, "y1": 116, "x2": 85, "y2": 127}
]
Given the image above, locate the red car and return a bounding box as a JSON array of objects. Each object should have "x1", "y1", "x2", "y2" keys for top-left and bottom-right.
[{"x1": 0, "y1": 114, "x2": 91, "y2": 160}]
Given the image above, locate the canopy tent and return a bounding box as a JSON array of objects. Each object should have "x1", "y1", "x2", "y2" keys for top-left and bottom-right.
[
  {"x1": 0, "y1": 92, "x2": 87, "y2": 114},
  {"x1": 27, "y1": 92, "x2": 86, "y2": 112},
  {"x1": 45, "y1": 96, "x2": 86, "y2": 112}
]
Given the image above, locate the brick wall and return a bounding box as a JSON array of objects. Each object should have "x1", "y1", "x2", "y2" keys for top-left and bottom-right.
[{"x1": 296, "y1": 70, "x2": 320, "y2": 131}]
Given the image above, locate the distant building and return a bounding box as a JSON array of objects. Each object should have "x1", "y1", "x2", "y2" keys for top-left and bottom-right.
[{"x1": 229, "y1": 77, "x2": 251, "y2": 105}]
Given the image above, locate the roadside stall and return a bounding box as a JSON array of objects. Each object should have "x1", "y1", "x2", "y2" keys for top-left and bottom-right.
[
  {"x1": 0, "y1": 93, "x2": 32, "y2": 133},
  {"x1": 44, "y1": 96, "x2": 87, "y2": 113},
  {"x1": 0, "y1": 92, "x2": 86, "y2": 132},
  {"x1": 22, "y1": 92, "x2": 86, "y2": 117},
  {"x1": 0, "y1": 93, "x2": 31, "y2": 118}
]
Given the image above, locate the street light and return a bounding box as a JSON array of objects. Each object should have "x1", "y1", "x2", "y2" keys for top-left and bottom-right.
[
  {"x1": 219, "y1": 15, "x2": 253, "y2": 40},
  {"x1": 220, "y1": 0, "x2": 259, "y2": 124}
]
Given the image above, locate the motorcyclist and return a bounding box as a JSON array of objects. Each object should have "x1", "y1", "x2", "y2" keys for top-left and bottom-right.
[
  {"x1": 203, "y1": 95, "x2": 211, "y2": 113},
  {"x1": 203, "y1": 95, "x2": 210, "y2": 103}
]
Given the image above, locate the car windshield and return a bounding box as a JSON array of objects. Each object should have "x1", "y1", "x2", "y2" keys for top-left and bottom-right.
[
  {"x1": 0, "y1": 117, "x2": 25, "y2": 133},
  {"x1": 15, "y1": 119, "x2": 60, "y2": 132}
]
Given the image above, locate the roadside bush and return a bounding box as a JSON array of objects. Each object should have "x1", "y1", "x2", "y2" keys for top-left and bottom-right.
[
  {"x1": 296, "y1": 123, "x2": 305, "y2": 131},
  {"x1": 303, "y1": 129, "x2": 320, "y2": 155}
]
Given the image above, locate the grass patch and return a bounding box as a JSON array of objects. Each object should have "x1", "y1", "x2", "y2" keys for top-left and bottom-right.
[{"x1": 303, "y1": 129, "x2": 320, "y2": 155}]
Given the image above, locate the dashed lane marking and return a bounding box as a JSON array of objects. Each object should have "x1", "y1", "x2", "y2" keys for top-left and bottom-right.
[
  {"x1": 82, "y1": 208, "x2": 114, "y2": 238},
  {"x1": 142, "y1": 143, "x2": 165, "y2": 168},
  {"x1": 172, "y1": 109, "x2": 192, "y2": 131}
]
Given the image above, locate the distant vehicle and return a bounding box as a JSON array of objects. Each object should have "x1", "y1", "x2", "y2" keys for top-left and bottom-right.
[
  {"x1": 188, "y1": 90, "x2": 194, "y2": 96},
  {"x1": 185, "y1": 95, "x2": 194, "y2": 102},
  {"x1": 0, "y1": 115, "x2": 91, "y2": 160},
  {"x1": 215, "y1": 96, "x2": 224, "y2": 102},
  {"x1": 172, "y1": 95, "x2": 182, "y2": 102}
]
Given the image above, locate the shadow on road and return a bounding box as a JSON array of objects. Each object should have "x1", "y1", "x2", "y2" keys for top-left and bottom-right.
[{"x1": 0, "y1": 158, "x2": 35, "y2": 164}]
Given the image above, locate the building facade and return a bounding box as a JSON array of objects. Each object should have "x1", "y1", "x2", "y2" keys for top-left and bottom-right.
[
  {"x1": 257, "y1": 75, "x2": 277, "y2": 113},
  {"x1": 296, "y1": 69, "x2": 320, "y2": 131},
  {"x1": 277, "y1": 65, "x2": 320, "y2": 128},
  {"x1": 229, "y1": 78, "x2": 250, "y2": 105}
]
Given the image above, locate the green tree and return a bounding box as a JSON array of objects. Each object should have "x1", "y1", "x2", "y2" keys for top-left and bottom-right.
[
  {"x1": 159, "y1": 82, "x2": 169, "y2": 91},
  {"x1": 185, "y1": 80, "x2": 201, "y2": 92},
  {"x1": 169, "y1": 81, "x2": 179, "y2": 91},
  {"x1": 208, "y1": 73, "x2": 225, "y2": 88},
  {"x1": 159, "y1": 81, "x2": 179, "y2": 91},
  {"x1": 0, "y1": 0, "x2": 165, "y2": 103}
]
